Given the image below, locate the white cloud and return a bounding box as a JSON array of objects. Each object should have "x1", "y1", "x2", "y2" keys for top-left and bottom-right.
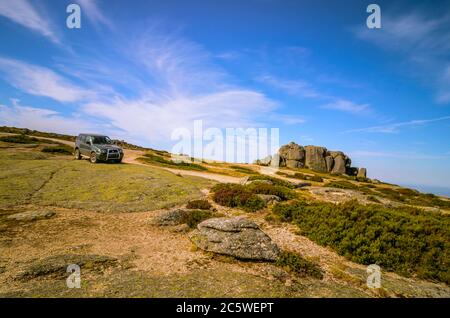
[
  {"x1": 256, "y1": 75, "x2": 320, "y2": 98},
  {"x1": 0, "y1": 0, "x2": 59, "y2": 43},
  {"x1": 321, "y1": 99, "x2": 371, "y2": 115},
  {"x1": 355, "y1": 11, "x2": 450, "y2": 104},
  {"x1": 350, "y1": 150, "x2": 448, "y2": 160},
  {"x1": 345, "y1": 116, "x2": 450, "y2": 133},
  {"x1": 82, "y1": 90, "x2": 277, "y2": 145},
  {"x1": 0, "y1": 100, "x2": 96, "y2": 135},
  {"x1": 256, "y1": 74, "x2": 373, "y2": 116},
  {"x1": 77, "y1": 0, "x2": 113, "y2": 29},
  {"x1": 0, "y1": 57, "x2": 92, "y2": 102}
]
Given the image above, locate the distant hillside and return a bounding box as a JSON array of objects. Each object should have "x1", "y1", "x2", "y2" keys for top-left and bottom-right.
[{"x1": 0, "y1": 126, "x2": 150, "y2": 151}]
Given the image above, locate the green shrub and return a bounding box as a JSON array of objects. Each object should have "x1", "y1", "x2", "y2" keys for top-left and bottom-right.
[
  {"x1": 247, "y1": 182, "x2": 296, "y2": 200},
  {"x1": 326, "y1": 180, "x2": 359, "y2": 190},
  {"x1": 229, "y1": 165, "x2": 259, "y2": 174},
  {"x1": 272, "y1": 200, "x2": 450, "y2": 284},
  {"x1": 247, "y1": 175, "x2": 294, "y2": 188},
  {"x1": 276, "y1": 251, "x2": 323, "y2": 279},
  {"x1": 186, "y1": 199, "x2": 212, "y2": 210},
  {"x1": 0, "y1": 135, "x2": 41, "y2": 144},
  {"x1": 182, "y1": 210, "x2": 214, "y2": 228},
  {"x1": 140, "y1": 154, "x2": 207, "y2": 171},
  {"x1": 211, "y1": 183, "x2": 266, "y2": 212},
  {"x1": 367, "y1": 195, "x2": 381, "y2": 203},
  {"x1": 293, "y1": 173, "x2": 306, "y2": 179},
  {"x1": 374, "y1": 187, "x2": 450, "y2": 209},
  {"x1": 41, "y1": 145, "x2": 73, "y2": 155},
  {"x1": 308, "y1": 175, "x2": 323, "y2": 182}
]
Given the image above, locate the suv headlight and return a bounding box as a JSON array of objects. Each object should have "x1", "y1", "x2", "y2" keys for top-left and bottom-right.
[{"x1": 100, "y1": 149, "x2": 107, "y2": 154}]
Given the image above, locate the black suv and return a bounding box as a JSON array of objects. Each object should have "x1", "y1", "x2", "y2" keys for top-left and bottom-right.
[{"x1": 74, "y1": 134, "x2": 124, "y2": 163}]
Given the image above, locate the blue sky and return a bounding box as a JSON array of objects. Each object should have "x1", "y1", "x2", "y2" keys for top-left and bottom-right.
[{"x1": 0, "y1": 0, "x2": 449, "y2": 193}]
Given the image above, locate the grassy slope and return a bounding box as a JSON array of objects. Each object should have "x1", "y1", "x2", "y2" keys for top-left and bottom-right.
[{"x1": 0, "y1": 148, "x2": 214, "y2": 213}]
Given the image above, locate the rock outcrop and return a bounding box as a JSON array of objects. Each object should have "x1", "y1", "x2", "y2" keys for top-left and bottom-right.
[
  {"x1": 255, "y1": 141, "x2": 364, "y2": 176},
  {"x1": 189, "y1": 217, "x2": 280, "y2": 261},
  {"x1": 357, "y1": 168, "x2": 367, "y2": 179}
]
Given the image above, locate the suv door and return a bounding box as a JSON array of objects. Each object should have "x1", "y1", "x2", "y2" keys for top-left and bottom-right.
[{"x1": 79, "y1": 136, "x2": 91, "y2": 156}]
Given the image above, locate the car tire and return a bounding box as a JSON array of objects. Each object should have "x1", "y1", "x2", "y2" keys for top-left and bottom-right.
[
  {"x1": 90, "y1": 152, "x2": 98, "y2": 163},
  {"x1": 74, "y1": 148, "x2": 81, "y2": 160}
]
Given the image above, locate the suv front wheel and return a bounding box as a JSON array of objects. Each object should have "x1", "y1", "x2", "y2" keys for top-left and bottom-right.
[
  {"x1": 74, "y1": 148, "x2": 81, "y2": 160},
  {"x1": 90, "y1": 152, "x2": 98, "y2": 163}
]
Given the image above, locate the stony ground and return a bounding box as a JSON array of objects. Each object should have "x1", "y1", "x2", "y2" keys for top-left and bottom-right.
[{"x1": 0, "y1": 137, "x2": 449, "y2": 298}]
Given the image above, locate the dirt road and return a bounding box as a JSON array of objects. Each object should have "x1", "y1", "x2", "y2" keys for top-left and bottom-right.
[{"x1": 31, "y1": 136, "x2": 243, "y2": 184}]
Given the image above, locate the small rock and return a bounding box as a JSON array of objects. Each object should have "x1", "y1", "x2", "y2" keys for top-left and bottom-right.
[
  {"x1": 257, "y1": 194, "x2": 281, "y2": 204},
  {"x1": 152, "y1": 209, "x2": 190, "y2": 226},
  {"x1": 171, "y1": 223, "x2": 190, "y2": 233},
  {"x1": 295, "y1": 182, "x2": 311, "y2": 188},
  {"x1": 7, "y1": 211, "x2": 56, "y2": 221}
]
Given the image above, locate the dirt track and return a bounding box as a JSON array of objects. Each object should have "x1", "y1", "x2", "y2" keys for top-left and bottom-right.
[{"x1": 32, "y1": 136, "x2": 243, "y2": 184}]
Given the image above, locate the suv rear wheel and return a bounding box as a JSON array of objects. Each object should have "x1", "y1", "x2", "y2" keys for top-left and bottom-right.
[
  {"x1": 90, "y1": 152, "x2": 98, "y2": 163},
  {"x1": 74, "y1": 148, "x2": 81, "y2": 160}
]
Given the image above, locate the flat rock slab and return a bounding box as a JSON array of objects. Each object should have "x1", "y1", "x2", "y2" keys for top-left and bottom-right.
[
  {"x1": 152, "y1": 209, "x2": 189, "y2": 226},
  {"x1": 190, "y1": 217, "x2": 280, "y2": 261},
  {"x1": 7, "y1": 211, "x2": 56, "y2": 221}
]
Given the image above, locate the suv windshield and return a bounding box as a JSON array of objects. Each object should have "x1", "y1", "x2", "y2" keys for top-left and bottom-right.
[{"x1": 91, "y1": 136, "x2": 112, "y2": 145}]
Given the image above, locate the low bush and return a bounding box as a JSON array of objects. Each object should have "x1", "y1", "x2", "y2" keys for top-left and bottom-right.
[
  {"x1": 41, "y1": 145, "x2": 73, "y2": 155},
  {"x1": 276, "y1": 251, "x2": 323, "y2": 279},
  {"x1": 140, "y1": 154, "x2": 208, "y2": 171},
  {"x1": 367, "y1": 195, "x2": 381, "y2": 203},
  {"x1": 247, "y1": 182, "x2": 296, "y2": 200},
  {"x1": 186, "y1": 199, "x2": 212, "y2": 210},
  {"x1": 308, "y1": 175, "x2": 323, "y2": 182},
  {"x1": 247, "y1": 175, "x2": 295, "y2": 188},
  {"x1": 211, "y1": 183, "x2": 266, "y2": 212},
  {"x1": 326, "y1": 180, "x2": 359, "y2": 190},
  {"x1": 212, "y1": 181, "x2": 297, "y2": 212},
  {"x1": 182, "y1": 210, "x2": 214, "y2": 228},
  {"x1": 229, "y1": 165, "x2": 259, "y2": 174},
  {"x1": 272, "y1": 199, "x2": 450, "y2": 284},
  {"x1": 0, "y1": 135, "x2": 41, "y2": 144}
]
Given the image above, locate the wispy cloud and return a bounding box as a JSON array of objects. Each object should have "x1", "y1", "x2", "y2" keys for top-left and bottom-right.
[
  {"x1": 345, "y1": 116, "x2": 450, "y2": 133},
  {"x1": 77, "y1": 0, "x2": 113, "y2": 29},
  {"x1": 321, "y1": 99, "x2": 371, "y2": 115},
  {"x1": 256, "y1": 74, "x2": 373, "y2": 115},
  {"x1": 355, "y1": 10, "x2": 450, "y2": 104},
  {"x1": 351, "y1": 150, "x2": 448, "y2": 160},
  {"x1": 0, "y1": 57, "x2": 92, "y2": 102},
  {"x1": 0, "y1": 99, "x2": 97, "y2": 135},
  {"x1": 255, "y1": 75, "x2": 320, "y2": 98},
  {"x1": 0, "y1": 0, "x2": 59, "y2": 43}
]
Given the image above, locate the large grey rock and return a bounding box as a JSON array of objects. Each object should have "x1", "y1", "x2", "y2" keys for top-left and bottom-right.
[
  {"x1": 278, "y1": 142, "x2": 305, "y2": 168},
  {"x1": 325, "y1": 156, "x2": 334, "y2": 172},
  {"x1": 304, "y1": 146, "x2": 327, "y2": 172},
  {"x1": 357, "y1": 168, "x2": 367, "y2": 179},
  {"x1": 286, "y1": 159, "x2": 301, "y2": 169},
  {"x1": 331, "y1": 155, "x2": 346, "y2": 174},
  {"x1": 279, "y1": 142, "x2": 305, "y2": 161},
  {"x1": 190, "y1": 217, "x2": 280, "y2": 261}
]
